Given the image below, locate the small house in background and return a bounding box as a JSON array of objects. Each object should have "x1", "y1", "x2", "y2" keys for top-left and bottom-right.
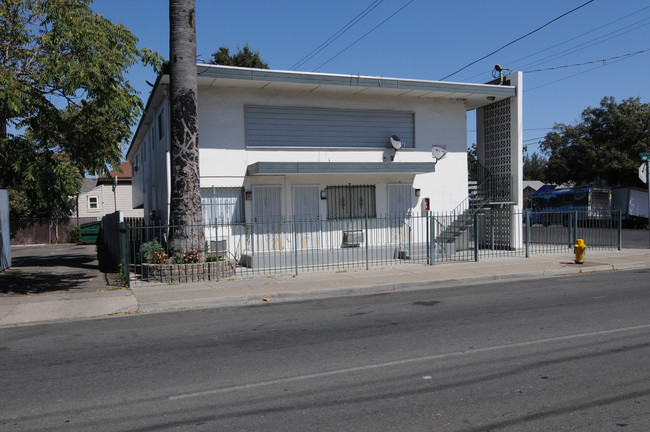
[
  {"x1": 76, "y1": 161, "x2": 144, "y2": 219},
  {"x1": 523, "y1": 180, "x2": 546, "y2": 208}
]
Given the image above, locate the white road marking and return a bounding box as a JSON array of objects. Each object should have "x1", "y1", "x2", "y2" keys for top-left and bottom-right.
[{"x1": 169, "y1": 323, "x2": 650, "y2": 401}]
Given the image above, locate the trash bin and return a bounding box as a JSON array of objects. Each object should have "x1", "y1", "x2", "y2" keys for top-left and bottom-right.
[{"x1": 80, "y1": 221, "x2": 101, "y2": 244}]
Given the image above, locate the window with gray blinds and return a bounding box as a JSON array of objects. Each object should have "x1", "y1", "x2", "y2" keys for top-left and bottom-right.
[{"x1": 246, "y1": 106, "x2": 414, "y2": 149}]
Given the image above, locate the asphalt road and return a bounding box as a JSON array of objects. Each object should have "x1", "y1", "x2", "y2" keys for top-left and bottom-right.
[{"x1": 1, "y1": 269, "x2": 648, "y2": 431}]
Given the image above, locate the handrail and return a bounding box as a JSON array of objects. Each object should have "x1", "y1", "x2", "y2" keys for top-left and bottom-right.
[{"x1": 436, "y1": 161, "x2": 513, "y2": 249}]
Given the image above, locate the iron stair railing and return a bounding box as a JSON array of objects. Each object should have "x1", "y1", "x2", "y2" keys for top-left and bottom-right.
[{"x1": 434, "y1": 162, "x2": 513, "y2": 254}]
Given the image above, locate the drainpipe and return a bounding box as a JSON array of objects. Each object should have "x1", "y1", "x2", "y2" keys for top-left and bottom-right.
[{"x1": 113, "y1": 177, "x2": 118, "y2": 213}]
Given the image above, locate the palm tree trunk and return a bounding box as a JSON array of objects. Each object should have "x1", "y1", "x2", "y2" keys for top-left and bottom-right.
[{"x1": 168, "y1": 0, "x2": 204, "y2": 254}]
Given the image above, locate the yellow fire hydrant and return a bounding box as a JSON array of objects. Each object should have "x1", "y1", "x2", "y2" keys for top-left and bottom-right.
[{"x1": 574, "y1": 238, "x2": 586, "y2": 264}]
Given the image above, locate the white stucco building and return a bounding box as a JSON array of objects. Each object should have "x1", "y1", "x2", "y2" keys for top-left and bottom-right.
[{"x1": 127, "y1": 65, "x2": 522, "y2": 255}]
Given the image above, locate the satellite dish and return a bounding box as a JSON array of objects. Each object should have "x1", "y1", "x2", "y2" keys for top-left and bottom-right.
[
  {"x1": 432, "y1": 146, "x2": 448, "y2": 161},
  {"x1": 390, "y1": 135, "x2": 403, "y2": 150}
]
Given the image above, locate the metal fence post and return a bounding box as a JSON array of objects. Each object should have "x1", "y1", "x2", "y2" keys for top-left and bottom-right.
[
  {"x1": 121, "y1": 222, "x2": 130, "y2": 287},
  {"x1": 365, "y1": 215, "x2": 369, "y2": 271},
  {"x1": 474, "y1": 212, "x2": 479, "y2": 262},
  {"x1": 429, "y1": 214, "x2": 435, "y2": 265},
  {"x1": 617, "y1": 209, "x2": 622, "y2": 250},
  {"x1": 525, "y1": 210, "x2": 530, "y2": 258},
  {"x1": 574, "y1": 211, "x2": 579, "y2": 247},
  {"x1": 215, "y1": 221, "x2": 220, "y2": 282},
  {"x1": 293, "y1": 217, "x2": 299, "y2": 276}
]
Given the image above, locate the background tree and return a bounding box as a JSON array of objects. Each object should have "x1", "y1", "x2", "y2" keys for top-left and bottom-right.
[
  {"x1": 523, "y1": 152, "x2": 548, "y2": 182},
  {"x1": 541, "y1": 96, "x2": 650, "y2": 187},
  {"x1": 168, "y1": 0, "x2": 204, "y2": 254},
  {"x1": 209, "y1": 44, "x2": 269, "y2": 68},
  {"x1": 0, "y1": 0, "x2": 161, "y2": 214},
  {"x1": 7, "y1": 136, "x2": 82, "y2": 219},
  {"x1": 467, "y1": 143, "x2": 477, "y2": 182}
]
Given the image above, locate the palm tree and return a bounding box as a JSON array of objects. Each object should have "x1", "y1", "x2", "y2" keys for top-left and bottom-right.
[{"x1": 168, "y1": 0, "x2": 204, "y2": 254}]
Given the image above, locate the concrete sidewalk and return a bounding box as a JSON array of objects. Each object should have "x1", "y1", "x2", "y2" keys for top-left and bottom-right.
[{"x1": 1, "y1": 248, "x2": 649, "y2": 326}]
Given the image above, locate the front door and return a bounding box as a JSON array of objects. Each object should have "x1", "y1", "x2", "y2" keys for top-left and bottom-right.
[{"x1": 292, "y1": 185, "x2": 320, "y2": 249}]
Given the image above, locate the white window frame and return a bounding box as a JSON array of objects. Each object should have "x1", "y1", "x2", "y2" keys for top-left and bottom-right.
[
  {"x1": 200, "y1": 187, "x2": 244, "y2": 224},
  {"x1": 88, "y1": 196, "x2": 99, "y2": 211},
  {"x1": 326, "y1": 184, "x2": 376, "y2": 220}
]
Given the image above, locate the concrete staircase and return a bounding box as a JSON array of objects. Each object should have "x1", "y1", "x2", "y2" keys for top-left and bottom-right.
[{"x1": 434, "y1": 167, "x2": 513, "y2": 255}]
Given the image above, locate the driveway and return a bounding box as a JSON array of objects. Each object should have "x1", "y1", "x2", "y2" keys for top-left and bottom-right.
[{"x1": 0, "y1": 244, "x2": 116, "y2": 296}]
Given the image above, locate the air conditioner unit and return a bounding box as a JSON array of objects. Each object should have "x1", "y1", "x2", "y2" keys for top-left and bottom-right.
[
  {"x1": 342, "y1": 230, "x2": 363, "y2": 247},
  {"x1": 210, "y1": 239, "x2": 228, "y2": 257}
]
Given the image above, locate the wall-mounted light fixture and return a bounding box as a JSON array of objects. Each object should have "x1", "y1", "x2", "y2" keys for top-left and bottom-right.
[
  {"x1": 320, "y1": 190, "x2": 328, "y2": 200},
  {"x1": 415, "y1": 189, "x2": 421, "y2": 197},
  {"x1": 245, "y1": 191, "x2": 252, "y2": 200}
]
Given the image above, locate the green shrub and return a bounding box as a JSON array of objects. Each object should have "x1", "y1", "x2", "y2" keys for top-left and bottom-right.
[
  {"x1": 116, "y1": 259, "x2": 127, "y2": 286},
  {"x1": 139, "y1": 239, "x2": 162, "y2": 263},
  {"x1": 68, "y1": 225, "x2": 81, "y2": 244}
]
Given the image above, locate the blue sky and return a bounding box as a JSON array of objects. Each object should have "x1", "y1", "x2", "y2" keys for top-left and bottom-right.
[{"x1": 92, "y1": 0, "x2": 650, "y2": 156}]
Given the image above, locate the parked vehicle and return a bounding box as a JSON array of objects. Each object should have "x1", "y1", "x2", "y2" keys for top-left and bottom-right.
[
  {"x1": 611, "y1": 187, "x2": 649, "y2": 228},
  {"x1": 525, "y1": 185, "x2": 611, "y2": 226}
]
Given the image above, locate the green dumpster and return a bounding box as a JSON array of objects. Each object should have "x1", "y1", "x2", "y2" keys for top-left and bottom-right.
[{"x1": 80, "y1": 221, "x2": 101, "y2": 244}]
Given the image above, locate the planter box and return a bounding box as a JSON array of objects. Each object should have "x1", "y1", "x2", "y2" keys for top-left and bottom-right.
[{"x1": 142, "y1": 260, "x2": 236, "y2": 283}]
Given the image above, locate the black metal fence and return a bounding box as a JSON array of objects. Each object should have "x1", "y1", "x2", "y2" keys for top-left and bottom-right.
[{"x1": 122, "y1": 209, "x2": 621, "y2": 285}]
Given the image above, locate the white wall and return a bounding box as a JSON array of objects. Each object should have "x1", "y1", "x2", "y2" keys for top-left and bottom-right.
[
  {"x1": 197, "y1": 85, "x2": 469, "y2": 217},
  {"x1": 131, "y1": 98, "x2": 170, "y2": 222}
]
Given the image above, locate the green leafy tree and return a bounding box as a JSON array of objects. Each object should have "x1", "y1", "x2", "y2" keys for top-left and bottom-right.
[
  {"x1": 523, "y1": 152, "x2": 548, "y2": 182},
  {"x1": 168, "y1": 0, "x2": 204, "y2": 254},
  {"x1": 209, "y1": 44, "x2": 269, "y2": 69},
  {"x1": 467, "y1": 143, "x2": 477, "y2": 181},
  {"x1": 7, "y1": 140, "x2": 82, "y2": 219},
  {"x1": 541, "y1": 97, "x2": 650, "y2": 187},
  {"x1": 0, "y1": 0, "x2": 161, "y2": 213}
]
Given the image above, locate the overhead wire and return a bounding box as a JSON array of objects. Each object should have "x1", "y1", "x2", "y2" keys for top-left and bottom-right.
[
  {"x1": 456, "y1": 5, "x2": 650, "y2": 83},
  {"x1": 526, "y1": 51, "x2": 644, "y2": 92},
  {"x1": 312, "y1": 0, "x2": 416, "y2": 72},
  {"x1": 289, "y1": 0, "x2": 385, "y2": 71},
  {"x1": 516, "y1": 17, "x2": 650, "y2": 71},
  {"x1": 438, "y1": 0, "x2": 595, "y2": 81},
  {"x1": 523, "y1": 48, "x2": 650, "y2": 73}
]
